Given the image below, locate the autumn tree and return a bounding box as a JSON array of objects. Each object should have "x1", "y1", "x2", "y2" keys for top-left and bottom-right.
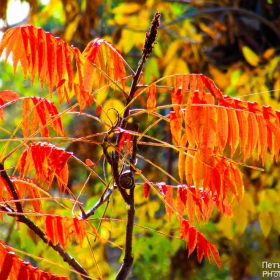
[{"x1": 1, "y1": 1, "x2": 280, "y2": 280}]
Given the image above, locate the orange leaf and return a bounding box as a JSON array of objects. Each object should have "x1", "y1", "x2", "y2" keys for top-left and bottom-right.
[
  {"x1": 22, "y1": 98, "x2": 30, "y2": 139},
  {"x1": 46, "y1": 215, "x2": 58, "y2": 245},
  {"x1": 73, "y1": 217, "x2": 87, "y2": 245},
  {"x1": 199, "y1": 74, "x2": 224, "y2": 99},
  {"x1": 0, "y1": 26, "x2": 96, "y2": 110},
  {"x1": 193, "y1": 151, "x2": 201, "y2": 192},
  {"x1": 178, "y1": 133, "x2": 188, "y2": 183},
  {"x1": 221, "y1": 98, "x2": 239, "y2": 157},
  {"x1": 187, "y1": 188, "x2": 195, "y2": 224},
  {"x1": 170, "y1": 111, "x2": 182, "y2": 146},
  {"x1": 165, "y1": 186, "x2": 173, "y2": 222},
  {"x1": 176, "y1": 188, "x2": 185, "y2": 218},
  {"x1": 86, "y1": 159, "x2": 94, "y2": 166},
  {"x1": 256, "y1": 115, "x2": 267, "y2": 164},
  {"x1": 185, "y1": 152, "x2": 194, "y2": 188},
  {"x1": 56, "y1": 216, "x2": 67, "y2": 251},
  {"x1": 245, "y1": 113, "x2": 259, "y2": 160},
  {"x1": 0, "y1": 90, "x2": 19, "y2": 102},
  {"x1": 216, "y1": 107, "x2": 228, "y2": 153},
  {"x1": 147, "y1": 83, "x2": 157, "y2": 111}
]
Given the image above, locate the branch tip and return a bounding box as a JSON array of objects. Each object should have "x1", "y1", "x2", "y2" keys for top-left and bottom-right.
[{"x1": 142, "y1": 10, "x2": 161, "y2": 63}]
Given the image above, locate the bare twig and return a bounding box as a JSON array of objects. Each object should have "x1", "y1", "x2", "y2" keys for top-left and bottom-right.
[{"x1": 159, "y1": 7, "x2": 280, "y2": 40}]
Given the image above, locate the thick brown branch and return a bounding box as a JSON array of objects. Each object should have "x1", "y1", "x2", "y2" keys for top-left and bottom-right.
[
  {"x1": 114, "y1": 12, "x2": 160, "y2": 280},
  {"x1": 115, "y1": 187, "x2": 135, "y2": 280},
  {"x1": 0, "y1": 164, "x2": 90, "y2": 279},
  {"x1": 0, "y1": 163, "x2": 23, "y2": 213}
]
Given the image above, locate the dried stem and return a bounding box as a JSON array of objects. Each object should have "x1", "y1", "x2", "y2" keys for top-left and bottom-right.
[{"x1": 115, "y1": 11, "x2": 160, "y2": 280}]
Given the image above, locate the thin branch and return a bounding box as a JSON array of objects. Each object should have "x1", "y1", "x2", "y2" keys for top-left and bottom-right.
[
  {"x1": 83, "y1": 187, "x2": 113, "y2": 219},
  {"x1": 159, "y1": 7, "x2": 280, "y2": 40},
  {"x1": 115, "y1": 126, "x2": 138, "y2": 280}
]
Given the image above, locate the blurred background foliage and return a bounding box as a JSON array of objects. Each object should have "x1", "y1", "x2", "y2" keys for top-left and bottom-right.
[{"x1": 1, "y1": 0, "x2": 280, "y2": 279}]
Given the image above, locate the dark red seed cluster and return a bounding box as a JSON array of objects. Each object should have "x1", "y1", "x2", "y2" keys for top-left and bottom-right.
[{"x1": 142, "y1": 10, "x2": 161, "y2": 62}]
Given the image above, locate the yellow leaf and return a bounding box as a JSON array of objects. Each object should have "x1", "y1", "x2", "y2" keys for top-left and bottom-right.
[
  {"x1": 208, "y1": 65, "x2": 230, "y2": 90},
  {"x1": 163, "y1": 58, "x2": 190, "y2": 81},
  {"x1": 112, "y1": 3, "x2": 141, "y2": 14},
  {"x1": 100, "y1": 226, "x2": 110, "y2": 244},
  {"x1": 64, "y1": 14, "x2": 81, "y2": 42},
  {"x1": 259, "y1": 210, "x2": 272, "y2": 238},
  {"x1": 272, "y1": 205, "x2": 280, "y2": 234},
  {"x1": 241, "y1": 192, "x2": 256, "y2": 214},
  {"x1": 233, "y1": 206, "x2": 248, "y2": 235},
  {"x1": 217, "y1": 216, "x2": 234, "y2": 240},
  {"x1": 242, "y1": 46, "x2": 260, "y2": 66}
]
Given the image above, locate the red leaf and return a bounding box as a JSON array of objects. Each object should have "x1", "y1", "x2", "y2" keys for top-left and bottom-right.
[
  {"x1": 0, "y1": 251, "x2": 15, "y2": 279},
  {"x1": 143, "y1": 183, "x2": 150, "y2": 198},
  {"x1": 31, "y1": 97, "x2": 49, "y2": 136},
  {"x1": 157, "y1": 182, "x2": 167, "y2": 195},
  {"x1": 186, "y1": 226, "x2": 197, "y2": 256},
  {"x1": 119, "y1": 132, "x2": 132, "y2": 152},
  {"x1": 96, "y1": 104, "x2": 102, "y2": 115},
  {"x1": 17, "y1": 262, "x2": 30, "y2": 280},
  {"x1": 197, "y1": 233, "x2": 208, "y2": 262},
  {"x1": 0, "y1": 98, "x2": 4, "y2": 122},
  {"x1": 171, "y1": 87, "x2": 183, "y2": 116},
  {"x1": 179, "y1": 186, "x2": 187, "y2": 205},
  {"x1": 180, "y1": 219, "x2": 190, "y2": 239},
  {"x1": 17, "y1": 143, "x2": 72, "y2": 190},
  {"x1": 0, "y1": 241, "x2": 70, "y2": 279}
]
